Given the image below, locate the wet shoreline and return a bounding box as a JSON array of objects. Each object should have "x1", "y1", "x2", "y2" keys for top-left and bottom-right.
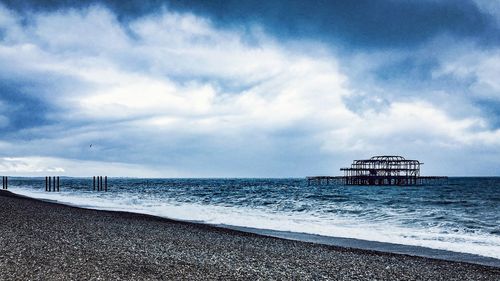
[{"x1": 0, "y1": 190, "x2": 499, "y2": 280}]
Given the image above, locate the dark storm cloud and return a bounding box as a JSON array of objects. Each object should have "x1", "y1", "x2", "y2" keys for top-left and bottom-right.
[
  {"x1": 0, "y1": 80, "x2": 53, "y2": 133},
  {"x1": 2, "y1": 0, "x2": 499, "y2": 49},
  {"x1": 178, "y1": 0, "x2": 499, "y2": 48},
  {"x1": 474, "y1": 100, "x2": 500, "y2": 129},
  {"x1": 0, "y1": 63, "x2": 90, "y2": 138}
]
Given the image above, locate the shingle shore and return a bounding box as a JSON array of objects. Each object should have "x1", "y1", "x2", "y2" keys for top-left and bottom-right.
[{"x1": 0, "y1": 190, "x2": 498, "y2": 280}]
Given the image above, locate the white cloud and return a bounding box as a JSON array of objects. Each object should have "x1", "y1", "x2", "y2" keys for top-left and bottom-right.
[
  {"x1": 0, "y1": 157, "x2": 173, "y2": 177},
  {"x1": 32, "y1": 7, "x2": 129, "y2": 51},
  {"x1": 0, "y1": 4, "x2": 499, "y2": 176},
  {"x1": 435, "y1": 47, "x2": 500, "y2": 101},
  {"x1": 0, "y1": 157, "x2": 65, "y2": 174}
]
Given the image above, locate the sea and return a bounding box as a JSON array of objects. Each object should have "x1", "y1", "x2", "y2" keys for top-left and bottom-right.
[{"x1": 6, "y1": 177, "x2": 500, "y2": 265}]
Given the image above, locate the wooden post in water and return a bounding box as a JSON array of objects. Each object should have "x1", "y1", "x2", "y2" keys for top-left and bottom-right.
[
  {"x1": 49, "y1": 176, "x2": 52, "y2": 192},
  {"x1": 45, "y1": 176, "x2": 48, "y2": 191},
  {"x1": 57, "y1": 176, "x2": 60, "y2": 192},
  {"x1": 92, "y1": 176, "x2": 108, "y2": 192}
]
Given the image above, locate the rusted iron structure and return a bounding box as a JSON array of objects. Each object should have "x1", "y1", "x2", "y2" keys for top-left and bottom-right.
[
  {"x1": 341, "y1": 155, "x2": 421, "y2": 185},
  {"x1": 307, "y1": 155, "x2": 447, "y2": 186}
]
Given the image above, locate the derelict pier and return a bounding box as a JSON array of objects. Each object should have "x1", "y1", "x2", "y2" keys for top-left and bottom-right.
[{"x1": 307, "y1": 155, "x2": 447, "y2": 186}]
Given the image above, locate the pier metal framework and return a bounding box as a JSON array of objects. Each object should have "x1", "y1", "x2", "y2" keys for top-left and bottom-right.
[
  {"x1": 340, "y1": 156, "x2": 421, "y2": 185},
  {"x1": 307, "y1": 155, "x2": 447, "y2": 186}
]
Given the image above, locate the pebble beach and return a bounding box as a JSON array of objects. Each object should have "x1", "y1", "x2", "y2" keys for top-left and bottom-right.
[{"x1": 0, "y1": 190, "x2": 499, "y2": 280}]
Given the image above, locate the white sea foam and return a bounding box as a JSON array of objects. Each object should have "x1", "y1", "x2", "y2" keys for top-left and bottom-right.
[{"x1": 9, "y1": 187, "x2": 500, "y2": 260}]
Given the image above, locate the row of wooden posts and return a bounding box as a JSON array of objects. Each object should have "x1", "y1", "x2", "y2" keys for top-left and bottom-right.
[
  {"x1": 45, "y1": 176, "x2": 60, "y2": 192},
  {"x1": 2, "y1": 176, "x2": 7, "y2": 190},
  {"x1": 93, "y1": 176, "x2": 108, "y2": 192},
  {"x1": 0, "y1": 176, "x2": 108, "y2": 192}
]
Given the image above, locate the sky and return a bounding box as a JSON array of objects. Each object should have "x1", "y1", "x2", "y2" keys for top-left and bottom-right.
[{"x1": 0, "y1": 0, "x2": 500, "y2": 177}]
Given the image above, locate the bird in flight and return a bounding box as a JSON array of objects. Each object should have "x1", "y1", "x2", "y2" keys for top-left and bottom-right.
[{"x1": 90, "y1": 144, "x2": 93, "y2": 148}]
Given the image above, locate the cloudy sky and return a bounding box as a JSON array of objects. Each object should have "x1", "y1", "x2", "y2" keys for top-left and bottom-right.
[{"x1": 0, "y1": 0, "x2": 499, "y2": 177}]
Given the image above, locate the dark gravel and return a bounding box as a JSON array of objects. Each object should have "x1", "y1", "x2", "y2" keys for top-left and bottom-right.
[{"x1": 0, "y1": 190, "x2": 499, "y2": 280}]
